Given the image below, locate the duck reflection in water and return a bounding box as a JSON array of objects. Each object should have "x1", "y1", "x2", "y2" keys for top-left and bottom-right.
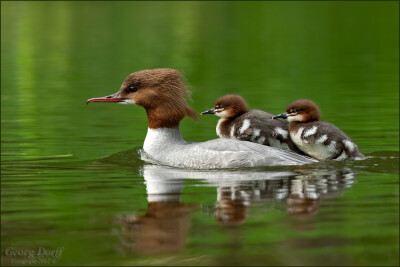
[
  {"x1": 215, "y1": 186, "x2": 248, "y2": 226},
  {"x1": 116, "y1": 164, "x2": 355, "y2": 255},
  {"x1": 117, "y1": 172, "x2": 196, "y2": 256},
  {"x1": 287, "y1": 178, "x2": 320, "y2": 220},
  {"x1": 118, "y1": 201, "x2": 196, "y2": 256},
  {"x1": 287, "y1": 168, "x2": 355, "y2": 220}
]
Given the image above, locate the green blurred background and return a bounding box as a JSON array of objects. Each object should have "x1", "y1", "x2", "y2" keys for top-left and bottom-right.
[{"x1": 2, "y1": 1, "x2": 398, "y2": 160}]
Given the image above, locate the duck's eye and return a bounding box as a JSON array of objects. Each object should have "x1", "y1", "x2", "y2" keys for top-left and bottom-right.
[
  {"x1": 127, "y1": 85, "x2": 138, "y2": 93},
  {"x1": 290, "y1": 109, "x2": 297, "y2": 113}
]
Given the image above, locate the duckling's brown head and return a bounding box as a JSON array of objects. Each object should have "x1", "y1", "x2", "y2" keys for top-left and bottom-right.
[
  {"x1": 201, "y1": 94, "x2": 249, "y2": 119},
  {"x1": 273, "y1": 99, "x2": 320, "y2": 123}
]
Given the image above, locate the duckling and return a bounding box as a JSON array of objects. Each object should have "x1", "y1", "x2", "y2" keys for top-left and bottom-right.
[
  {"x1": 201, "y1": 95, "x2": 303, "y2": 154},
  {"x1": 273, "y1": 99, "x2": 364, "y2": 160}
]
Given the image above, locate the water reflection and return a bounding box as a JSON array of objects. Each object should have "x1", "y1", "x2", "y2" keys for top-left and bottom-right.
[
  {"x1": 118, "y1": 201, "x2": 196, "y2": 256},
  {"x1": 289, "y1": 169, "x2": 355, "y2": 220},
  {"x1": 116, "y1": 164, "x2": 355, "y2": 255}
]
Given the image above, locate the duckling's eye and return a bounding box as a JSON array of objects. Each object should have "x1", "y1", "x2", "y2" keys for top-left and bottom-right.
[{"x1": 127, "y1": 85, "x2": 138, "y2": 93}]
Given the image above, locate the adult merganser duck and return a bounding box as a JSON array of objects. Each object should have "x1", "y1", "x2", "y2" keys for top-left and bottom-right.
[
  {"x1": 87, "y1": 69, "x2": 316, "y2": 169},
  {"x1": 273, "y1": 99, "x2": 364, "y2": 161},
  {"x1": 201, "y1": 94, "x2": 303, "y2": 154}
]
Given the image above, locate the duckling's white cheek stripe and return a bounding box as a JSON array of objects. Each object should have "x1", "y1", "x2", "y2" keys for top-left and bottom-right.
[
  {"x1": 287, "y1": 114, "x2": 303, "y2": 122},
  {"x1": 304, "y1": 126, "x2": 318, "y2": 138},
  {"x1": 216, "y1": 110, "x2": 229, "y2": 118},
  {"x1": 239, "y1": 119, "x2": 251, "y2": 134}
]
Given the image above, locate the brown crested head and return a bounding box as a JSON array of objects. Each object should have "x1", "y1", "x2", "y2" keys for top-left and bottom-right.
[
  {"x1": 213, "y1": 95, "x2": 249, "y2": 119},
  {"x1": 88, "y1": 68, "x2": 199, "y2": 128},
  {"x1": 285, "y1": 99, "x2": 320, "y2": 123}
]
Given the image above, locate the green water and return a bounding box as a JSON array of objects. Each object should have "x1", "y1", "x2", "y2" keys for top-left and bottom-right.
[{"x1": 1, "y1": 1, "x2": 399, "y2": 266}]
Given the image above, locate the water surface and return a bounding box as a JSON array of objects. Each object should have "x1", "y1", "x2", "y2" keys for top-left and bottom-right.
[{"x1": 1, "y1": 1, "x2": 399, "y2": 266}]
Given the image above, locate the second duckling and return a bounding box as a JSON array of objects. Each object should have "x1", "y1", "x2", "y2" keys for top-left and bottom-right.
[{"x1": 202, "y1": 95, "x2": 303, "y2": 154}]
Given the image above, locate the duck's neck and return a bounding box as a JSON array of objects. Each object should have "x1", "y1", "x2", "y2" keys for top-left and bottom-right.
[
  {"x1": 146, "y1": 107, "x2": 184, "y2": 129},
  {"x1": 143, "y1": 127, "x2": 186, "y2": 155}
]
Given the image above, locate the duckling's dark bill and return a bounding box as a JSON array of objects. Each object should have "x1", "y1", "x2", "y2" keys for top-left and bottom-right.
[
  {"x1": 272, "y1": 113, "x2": 287, "y2": 119},
  {"x1": 201, "y1": 108, "x2": 215, "y2": 115}
]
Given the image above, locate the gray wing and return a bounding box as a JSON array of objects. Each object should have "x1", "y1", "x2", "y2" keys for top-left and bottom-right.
[
  {"x1": 234, "y1": 110, "x2": 302, "y2": 153},
  {"x1": 190, "y1": 138, "x2": 317, "y2": 166}
]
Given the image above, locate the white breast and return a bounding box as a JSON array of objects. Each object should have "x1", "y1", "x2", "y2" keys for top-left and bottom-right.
[{"x1": 143, "y1": 127, "x2": 186, "y2": 155}]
